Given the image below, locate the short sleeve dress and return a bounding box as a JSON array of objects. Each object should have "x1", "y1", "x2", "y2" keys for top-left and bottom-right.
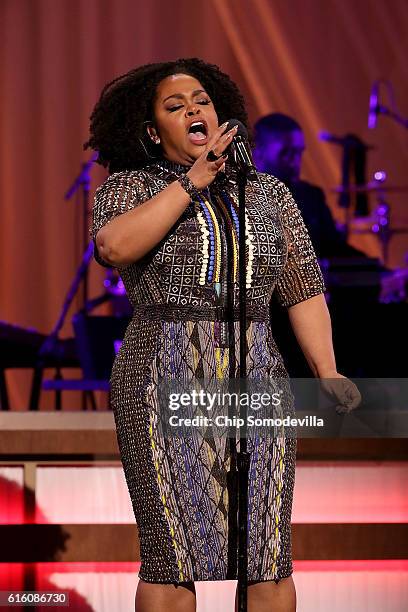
[{"x1": 90, "y1": 159, "x2": 326, "y2": 585}]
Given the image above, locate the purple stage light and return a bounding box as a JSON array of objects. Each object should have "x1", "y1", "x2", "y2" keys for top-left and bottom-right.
[{"x1": 374, "y1": 170, "x2": 386, "y2": 182}]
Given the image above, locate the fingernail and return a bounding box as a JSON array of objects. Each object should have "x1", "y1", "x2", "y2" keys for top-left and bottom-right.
[{"x1": 221, "y1": 122, "x2": 228, "y2": 128}]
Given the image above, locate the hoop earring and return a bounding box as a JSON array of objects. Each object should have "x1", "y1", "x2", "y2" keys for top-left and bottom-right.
[
  {"x1": 141, "y1": 120, "x2": 161, "y2": 158},
  {"x1": 138, "y1": 137, "x2": 158, "y2": 160},
  {"x1": 143, "y1": 120, "x2": 160, "y2": 142}
]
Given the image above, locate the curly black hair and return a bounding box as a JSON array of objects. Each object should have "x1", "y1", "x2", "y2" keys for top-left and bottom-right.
[{"x1": 84, "y1": 57, "x2": 250, "y2": 174}]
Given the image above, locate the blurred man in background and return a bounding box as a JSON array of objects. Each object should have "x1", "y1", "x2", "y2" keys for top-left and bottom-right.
[
  {"x1": 254, "y1": 112, "x2": 367, "y2": 376},
  {"x1": 253, "y1": 112, "x2": 364, "y2": 259}
]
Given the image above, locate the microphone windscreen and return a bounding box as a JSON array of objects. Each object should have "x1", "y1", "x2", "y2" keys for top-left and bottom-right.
[{"x1": 225, "y1": 119, "x2": 248, "y2": 139}]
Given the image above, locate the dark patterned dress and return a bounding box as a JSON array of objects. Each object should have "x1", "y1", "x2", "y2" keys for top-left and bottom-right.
[{"x1": 90, "y1": 159, "x2": 325, "y2": 585}]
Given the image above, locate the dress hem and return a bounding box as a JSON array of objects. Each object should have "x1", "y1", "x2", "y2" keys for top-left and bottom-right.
[{"x1": 137, "y1": 568, "x2": 294, "y2": 586}]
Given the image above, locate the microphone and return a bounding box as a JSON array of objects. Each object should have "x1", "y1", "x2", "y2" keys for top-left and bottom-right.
[
  {"x1": 319, "y1": 131, "x2": 374, "y2": 150},
  {"x1": 368, "y1": 81, "x2": 379, "y2": 129},
  {"x1": 319, "y1": 131, "x2": 350, "y2": 146},
  {"x1": 225, "y1": 119, "x2": 258, "y2": 180}
]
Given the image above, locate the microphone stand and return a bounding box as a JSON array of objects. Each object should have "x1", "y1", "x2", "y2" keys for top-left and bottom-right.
[
  {"x1": 29, "y1": 242, "x2": 95, "y2": 411},
  {"x1": 64, "y1": 151, "x2": 99, "y2": 309},
  {"x1": 236, "y1": 169, "x2": 250, "y2": 612},
  {"x1": 223, "y1": 140, "x2": 257, "y2": 612},
  {"x1": 223, "y1": 167, "x2": 250, "y2": 612},
  {"x1": 32, "y1": 152, "x2": 98, "y2": 411},
  {"x1": 224, "y1": 133, "x2": 257, "y2": 612}
]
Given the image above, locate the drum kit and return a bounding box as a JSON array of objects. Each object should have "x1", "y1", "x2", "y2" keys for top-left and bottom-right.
[
  {"x1": 328, "y1": 176, "x2": 408, "y2": 303},
  {"x1": 319, "y1": 179, "x2": 408, "y2": 304},
  {"x1": 331, "y1": 174, "x2": 408, "y2": 266}
]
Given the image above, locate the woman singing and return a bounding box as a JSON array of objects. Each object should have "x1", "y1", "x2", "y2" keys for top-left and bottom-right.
[{"x1": 85, "y1": 58, "x2": 360, "y2": 612}]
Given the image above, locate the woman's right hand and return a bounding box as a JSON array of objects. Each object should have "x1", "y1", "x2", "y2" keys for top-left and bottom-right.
[{"x1": 186, "y1": 122, "x2": 239, "y2": 190}]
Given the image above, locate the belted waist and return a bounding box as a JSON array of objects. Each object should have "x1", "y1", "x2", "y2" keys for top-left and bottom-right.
[{"x1": 131, "y1": 303, "x2": 270, "y2": 322}]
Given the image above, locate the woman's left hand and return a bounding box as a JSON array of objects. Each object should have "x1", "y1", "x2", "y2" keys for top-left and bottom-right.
[{"x1": 318, "y1": 370, "x2": 362, "y2": 414}]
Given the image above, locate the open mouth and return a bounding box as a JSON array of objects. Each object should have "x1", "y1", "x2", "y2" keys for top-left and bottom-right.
[{"x1": 187, "y1": 121, "x2": 208, "y2": 145}]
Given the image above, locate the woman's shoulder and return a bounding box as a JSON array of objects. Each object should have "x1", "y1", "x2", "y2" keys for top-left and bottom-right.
[
  {"x1": 256, "y1": 171, "x2": 290, "y2": 199},
  {"x1": 95, "y1": 168, "x2": 152, "y2": 195},
  {"x1": 91, "y1": 168, "x2": 154, "y2": 242}
]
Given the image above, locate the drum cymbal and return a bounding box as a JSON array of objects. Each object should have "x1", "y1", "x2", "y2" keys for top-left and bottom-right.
[{"x1": 332, "y1": 183, "x2": 408, "y2": 194}]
